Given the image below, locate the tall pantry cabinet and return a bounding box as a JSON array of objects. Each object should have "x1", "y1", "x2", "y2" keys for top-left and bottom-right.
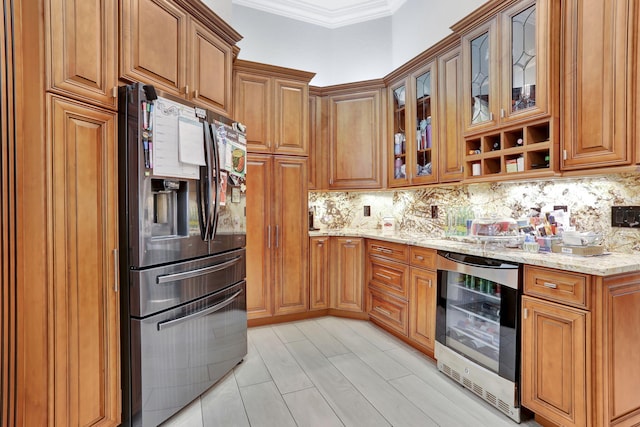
[
  {"x1": 14, "y1": 0, "x2": 242, "y2": 425},
  {"x1": 234, "y1": 61, "x2": 315, "y2": 321}
]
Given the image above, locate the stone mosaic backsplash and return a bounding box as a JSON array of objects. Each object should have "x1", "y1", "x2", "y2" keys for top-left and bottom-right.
[{"x1": 309, "y1": 173, "x2": 640, "y2": 254}]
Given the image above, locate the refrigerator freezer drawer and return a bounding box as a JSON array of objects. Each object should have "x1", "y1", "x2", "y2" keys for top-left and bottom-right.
[
  {"x1": 129, "y1": 248, "x2": 245, "y2": 318},
  {"x1": 129, "y1": 280, "x2": 247, "y2": 427}
]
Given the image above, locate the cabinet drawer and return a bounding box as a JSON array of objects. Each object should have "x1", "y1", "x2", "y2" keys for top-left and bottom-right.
[
  {"x1": 369, "y1": 257, "x2": 409, "y2": 299},
  {"x1": 524, "y1": 265, "x2": 590, "y2": 309},
  {"x1": 409, "y1": 246, "x2": 437, "y2": 269},
  {"x1": 367, "y1": 288, "x2": 408, "y2": 336},
  {"x1": 367, "y1": 239, "x2": 409, "y2": 263}
]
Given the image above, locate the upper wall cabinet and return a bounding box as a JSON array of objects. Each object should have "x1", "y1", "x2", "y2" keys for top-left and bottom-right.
[
  {"x1": 561, "y1": 0, "x2": 637, "y2": 170},
  {"x1": 234, "y1": 60, "x2": 315, "y2": 156},
  {"x1": 120, "y1": 0, "x2": 241, "y2": 116},
  {"x1": 46, "y1": 0, "x2": 118, "y2": 109},
  {"x1": 388, "y1": 62, "x2": 439, "y2": 187},
  {"x1": 325, "y1": 82, "x2": 386, "y2": 189},
  {"x1": 454, "y1": 0, "x2": 561, "y2": 181},
  {"x1": 385, "y1": 34, "x2": 464, "y2": 187}
]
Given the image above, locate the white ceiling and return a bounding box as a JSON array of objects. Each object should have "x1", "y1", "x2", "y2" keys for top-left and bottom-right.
[{"x1": 232, "y1": 0, "x2": 408, "y2": 28}]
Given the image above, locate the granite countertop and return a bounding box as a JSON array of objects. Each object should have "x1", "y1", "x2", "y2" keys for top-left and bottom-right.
[{"x1": 309, "y1": 228, "x2": 640, "y2": 277}]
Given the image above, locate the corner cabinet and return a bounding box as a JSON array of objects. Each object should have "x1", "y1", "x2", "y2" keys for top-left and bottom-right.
[
  {"x1": 46, "y1": 0, "x2": 118, "y2": 109},
  {"x1": 49, "y1": 95, "x2": 120, "y2": 426},
  {"x1": 120, "y1": 0, "x2": 241, "y2": 116},
  {"x1": 561, "y1": 0, "x2": 637, "y2": 170},
  {"x1": 455, "y1": 0, "x2": 561, "y2": 181},
  {"x1": 521, "y1": 265, "x2": 640, "y2": 427},
  {"x1": 234, "y1": 60, "x2": 315, "y2": 156},
  {"x1": 330, "y1": 237, "x2": 365, "y2": 312},
  {"x1": 325, "y1": 82, "x2": 385, "y2": 189},
  {"x1": 246, "y1": 154, "x2": 309, "y2": 319}
]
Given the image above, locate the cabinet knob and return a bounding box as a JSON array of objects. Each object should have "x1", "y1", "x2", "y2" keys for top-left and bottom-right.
[
  {"x1": 112, "y1": 86, "x2": 118, "y2": 98},
  {"x1": 194, "y1": 89, "x2": 199, "y2": 98},
  {"x1": 428, "y1": 279, "x2": 432, "y2": 288},
  {"x1": 415, "y1": 255, "x2": 424, "y2": 261},
  {"x1": 184, "y1": 85, "x2": 189, "y2": 95}
]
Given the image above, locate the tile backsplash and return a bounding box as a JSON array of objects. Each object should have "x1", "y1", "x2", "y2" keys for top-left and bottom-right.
[{"x1": 309, "y1": 173, "x2": 640, "y2": 254}]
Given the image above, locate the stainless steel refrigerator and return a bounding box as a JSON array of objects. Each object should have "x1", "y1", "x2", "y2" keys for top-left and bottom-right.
[{"x1": 118, "y1": 83, "x2": 247, "y2": 427}]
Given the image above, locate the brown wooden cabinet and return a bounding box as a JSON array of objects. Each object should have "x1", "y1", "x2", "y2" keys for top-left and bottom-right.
[
  {"x1": 561, "y1": 0, "x2": 636, "y2": 170},
  {"x1": 120, "y1": 0, "x2": 240, "y2": 114},
  {"x1": 246, "y1": 154, "x2": 309, "y2": 319},
  {"x1": 325, "y1": 82, "x2": 385, "y2": 189},
  {"x1": 309, "y1": 236, "x2": 330, "y2": 310},
  {"x1": 437, "y1": 43, "x2": 465, "y2": 183},
  {"x1": 522, "y1": 295, "x2": 588, "y2": 427},
  {"x1": 330, "y1": 237, "x2": 365, "y2": 312},
  {"x1": 409, "y1": 247, "x2": 437, "y2": 353},
  {"x1": 234, "y1": 60, "x2": 315, "y2": 156},
  {"x1": 521, "y1": 265, "x2": 640, "y2": 426},
  {"x1": 49, "y1": 95, "x2": 120, "y2": 426},
  {"x1": 455, "y1": 0, "x2": 561, "y2": 181},
  {"x1": 46, "y1": 0, "x2": 118, "y2": 109}
]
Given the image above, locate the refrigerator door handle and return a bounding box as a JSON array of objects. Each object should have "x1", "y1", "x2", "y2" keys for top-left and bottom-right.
[
  {"x1": 157, "y1": 288, "x2": 244, "y2": 331},
  {"x1": 209, "y1": 123, "x2": 221, "y2": 240},
  {"x1": 156, "y1": 256, "x2": 242, "y2": 284},
  {"x1": 199, "y1": 123, "x2": 213, "y2": 241}
]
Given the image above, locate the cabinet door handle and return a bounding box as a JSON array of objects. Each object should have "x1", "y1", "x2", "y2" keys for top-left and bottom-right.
[
  {"x1": 113, "y1": 248, "x2": 119, "y2": 293},
  {"x1": 543, "y1": 282, "x2": 558, "y2": 289},
  {"x1": 184, "y1": 85, "x2": 189, "y2": 95},
  {"x1": 428, "y1": 279, "x2": 432, "y2": 288},
  {"x1": 489, "y1": 112, "x2": 494, "y2": 121},
  {"x1": 275, "y1": 225, "x2": 280, "y2": 248},
  {"x1": 375, "y1": 306, "x2": 392, "y2": 316},
  {"x1": 267, "y1": 225, "x2": 271, "y2": 249},
  {"x1": 112, "y1": 86, "x2": 118, "y2": 98},
  {"x1": 414, "y1": 255, "x2": 424, "y2": 261},
  {"x1": 500, "y1": 108, "x2": 505, "y2": 118},
  {"x1": 346, "y1": 239, "x2": 352, "y2": 244},
  {"x1": 194, "y1": 89, "x2": 199, "y2": 98},
  {"x1": 376, "y1": 247, "x2": 392, "y2": 254},
  {"x1": 376, "y1": 273, "x2": 392, "y2": 281}
]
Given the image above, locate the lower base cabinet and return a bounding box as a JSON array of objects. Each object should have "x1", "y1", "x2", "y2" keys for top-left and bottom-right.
[
  {"x1": 330, "y1": 237, "x2": 365, "y2": 312},
  {"x1": 521, "y1": 265, "x2": 640, "y2": 427},
  {"x1": 409, "y1": 267, "x2": 437, "y2": 352}
]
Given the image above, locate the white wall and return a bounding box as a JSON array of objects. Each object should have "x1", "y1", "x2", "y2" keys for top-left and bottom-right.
[
  {"x1": 391, "y1": 0, "x2": 486, "y2": 68},
  {"x1": 230, "y1": 5, "x2": 392, "y2": 86},
  {"x1": 201, "y1": 0, "x2": 233, "y2": 22},
  {"x1": 200, "y1": 1, "x2": 487, "y2": 86}
]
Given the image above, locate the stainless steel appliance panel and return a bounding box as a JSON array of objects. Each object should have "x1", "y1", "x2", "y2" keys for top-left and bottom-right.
[
  {"x1": 129, "y1": 248, "x2": 245, "y2": 318},
  {"x1": 130, "y1": 280, "x2": 247, "y2": 427}
]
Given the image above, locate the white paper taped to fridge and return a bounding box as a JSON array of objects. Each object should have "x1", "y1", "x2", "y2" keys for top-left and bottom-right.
[{"x1": 152, "y1": 96, "x2": 200, "y2": 179}]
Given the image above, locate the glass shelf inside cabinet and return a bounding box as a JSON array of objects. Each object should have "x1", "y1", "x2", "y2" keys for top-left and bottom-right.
[
  {"x1": 393, "y1": 85, "x2": 407, "y2": 179},
  {"x1": 415, "y1": 71, "x2": 433, "y2": 177}
]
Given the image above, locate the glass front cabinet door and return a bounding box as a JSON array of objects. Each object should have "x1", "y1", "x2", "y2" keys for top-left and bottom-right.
[
  {"x1": 388, "y1": 62, "x2": 438, "y2": 187},
  {"x1": 462, "y1": 0, "x2": 554, "y2": 133}
]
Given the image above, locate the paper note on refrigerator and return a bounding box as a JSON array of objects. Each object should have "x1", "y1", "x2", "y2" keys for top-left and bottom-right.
[
  {"x1": 178, "y1": 117, "x2": 206, "y2": 166},
  {"x1": 152, "y1": 96, "x2": 200, "y2": 179}
]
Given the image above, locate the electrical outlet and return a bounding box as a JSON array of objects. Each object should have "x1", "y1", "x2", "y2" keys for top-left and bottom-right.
[
  {"x1": 363, "y1": 205, "x2": 371, "y2": 217},
  {"x1": 431, "y1": 205, "x2": 438, "y2": 219},
  {"x1": 612, "y1": 206, "x2": 640, "y2": 227}
]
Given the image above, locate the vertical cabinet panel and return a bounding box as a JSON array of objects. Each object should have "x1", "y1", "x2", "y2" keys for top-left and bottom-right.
[
  {"x1": 561, "y1": 0, "x2": 635, "y2": 169},
  {"x1": 49, "y1": 96, "x2": 119, "y2": 426},
  {"x1": 47, "y1": 0, "x2": 118, "y2": 109},
  {"x1": 521, "y1": 296, "x2": 587, "y2": 427},
  {"x1": 188, "y1": 19, "x2": 233, "y2": 116},
  {"x1": 437, "y1": 46, "x2": 464, "y2": 182},
  {"x1": 246, "y1": 154, "x2": 273, "y2": 319},
  {"x1": 120, "y1": 0, "x2": 187, "y2": 96},
  {"x1": 331, "y1": 237, "x2": 364, "y2": 311},
  {"x1": 273, "y1": 157, "x2": 309, "y2": 315},
  {"x1": 409, "y1": 268, "x2": 437, "y2": 351},
  {"x1": 274, "y1": 79, "x2": 309, "y2": 156},
  {"x1": 309, "y1": 237, "x2": 329, "y2": 310},
  {"x1": 234, "y1": 72, "x2": 272, "y2": 153}
]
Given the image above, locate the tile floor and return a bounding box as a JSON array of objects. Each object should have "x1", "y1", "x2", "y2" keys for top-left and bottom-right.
[{"x1": 162, "y1": 316, "x2": 541, "y2": 427}]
